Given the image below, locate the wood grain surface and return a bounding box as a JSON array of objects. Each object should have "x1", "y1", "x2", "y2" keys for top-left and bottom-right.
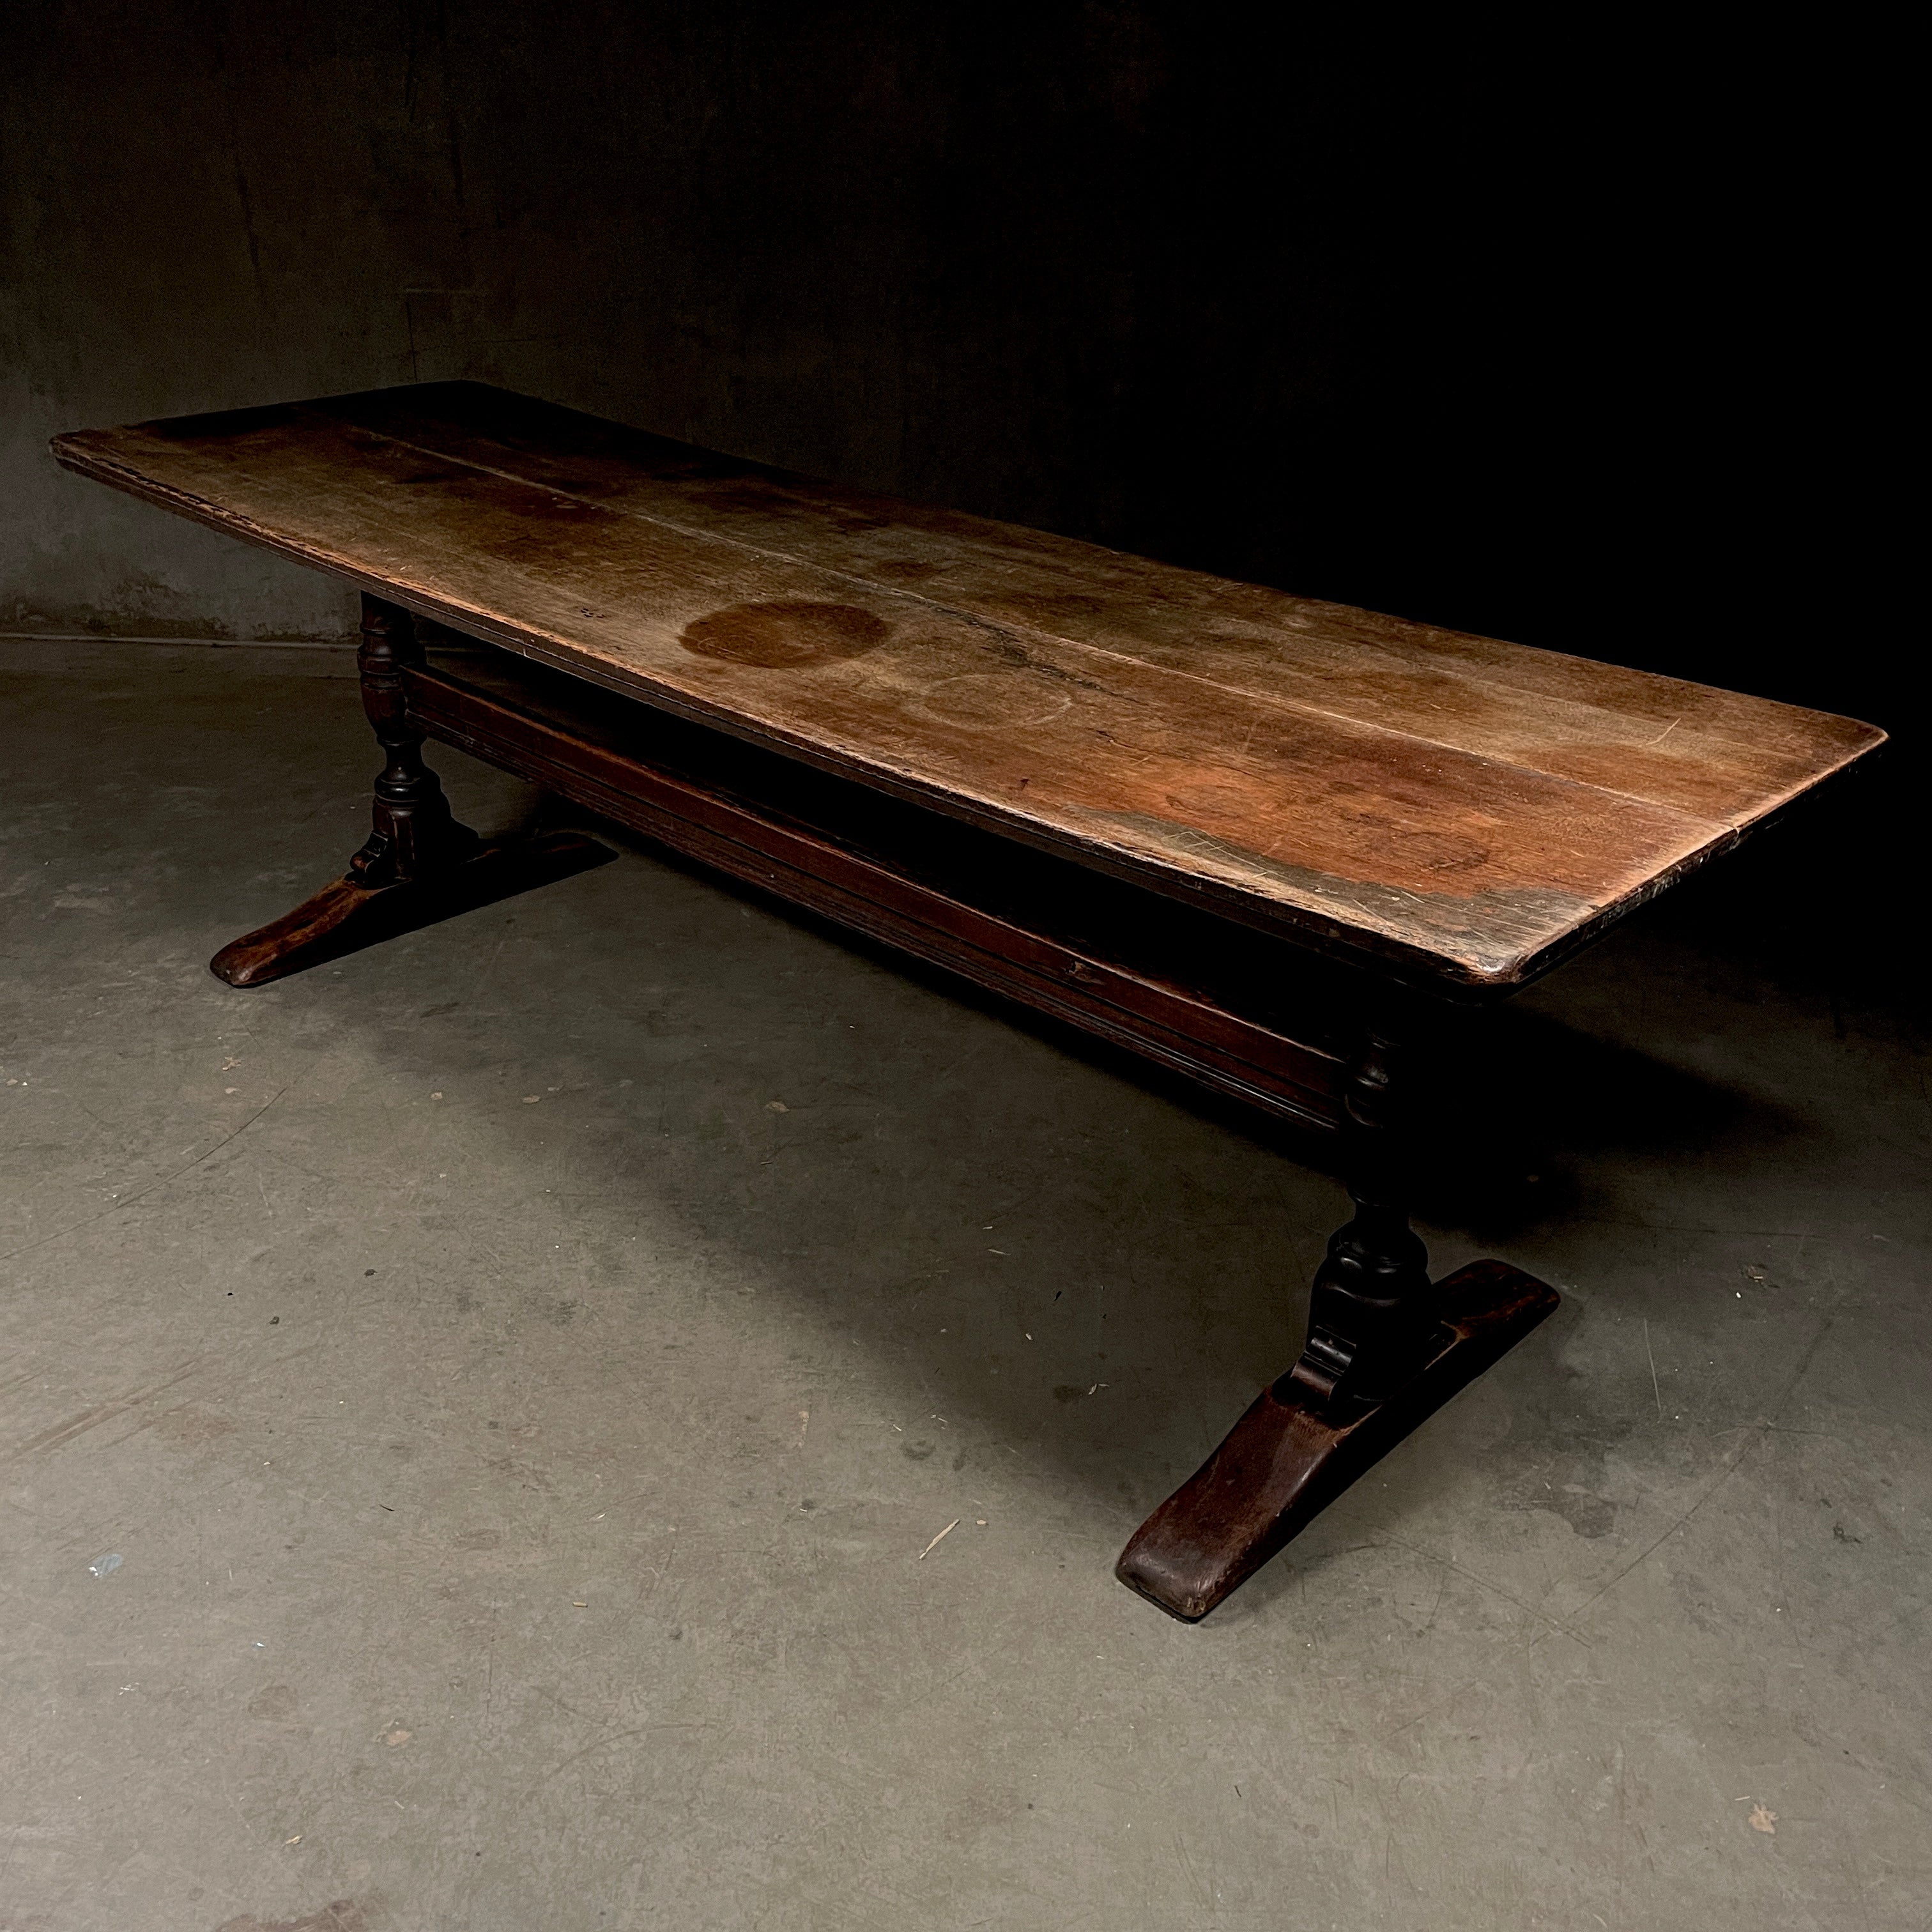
[{"x1": 52, "y1": 385, "x2": 1885, "y2": 987}]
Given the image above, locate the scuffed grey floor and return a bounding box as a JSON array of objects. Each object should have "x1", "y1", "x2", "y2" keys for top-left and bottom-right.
[{"x1": 3, "y1": 640, "x2": 1927, "y2": 1932}]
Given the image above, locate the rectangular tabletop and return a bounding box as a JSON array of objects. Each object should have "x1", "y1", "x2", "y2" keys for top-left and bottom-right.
[{"x1": 52, "y1": 383, "x2": 1884, "y2": 988}]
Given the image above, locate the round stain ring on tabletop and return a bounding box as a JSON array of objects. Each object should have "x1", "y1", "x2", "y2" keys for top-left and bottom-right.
[
  {"x1": 912, "y1": 671, "x2": 1073, "y2": 730},
  {"x1": 678, "y1": 600, "x2": 889, "y2": 669}
]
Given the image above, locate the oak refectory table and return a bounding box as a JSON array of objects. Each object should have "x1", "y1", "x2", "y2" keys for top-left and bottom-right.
[{"x1": 52, "y1": 385, "x2": 1885, "y2": 1621}]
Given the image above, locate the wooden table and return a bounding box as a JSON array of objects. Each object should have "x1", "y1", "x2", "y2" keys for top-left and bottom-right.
[{"x1": 54, "y1": 384, "x2": 1884, "y2": 1621}]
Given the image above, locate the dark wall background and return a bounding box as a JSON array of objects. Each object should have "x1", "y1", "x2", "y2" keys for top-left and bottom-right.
[{"x1": 3, "y1": 5, "x2": 1916, "y2": 919}]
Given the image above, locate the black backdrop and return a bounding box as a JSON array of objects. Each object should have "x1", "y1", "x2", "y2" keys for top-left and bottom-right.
[{"x1": 6, "y1": 5, "x2": 1917, "y2": 960}]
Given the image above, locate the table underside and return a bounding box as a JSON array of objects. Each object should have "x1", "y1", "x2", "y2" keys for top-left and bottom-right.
[{"x1": 404, "y1": 629, "x2": 1356, "y2": 1133}]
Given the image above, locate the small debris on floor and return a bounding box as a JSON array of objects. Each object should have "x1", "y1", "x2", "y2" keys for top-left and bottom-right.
[
  {"x1": 918, "y1": 1519, "x2": 961, "y2": 1560},
  {"x1": 1749, "y1": 1804, "x2": 1777, "y2": 1834},
  {"x1": 87, "y1": 1552, "x2": 122, "y2": 1577}
]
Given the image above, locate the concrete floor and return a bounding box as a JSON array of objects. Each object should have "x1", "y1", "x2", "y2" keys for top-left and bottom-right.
[{"x1": 2, "y1": 638, "x2": 1927, "y2": 1932}]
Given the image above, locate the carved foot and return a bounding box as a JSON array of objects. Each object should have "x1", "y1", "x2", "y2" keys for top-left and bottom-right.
[
  {"x1": 209, "y1": 831, "x2": 614, "y2": 988},
  {"x1": 1116, "y1": 1261, "x2": 1558, "y2": 1622}
]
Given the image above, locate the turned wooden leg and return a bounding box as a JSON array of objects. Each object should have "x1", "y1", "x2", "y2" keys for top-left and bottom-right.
[
  {"x1": 342, "y1": 597, "x2": 482, "y2": 887},
  {"x1": 1116, "y1": 1004, "x2": 1559, "y2": 1622},
  {"x1": 1284, "y1": 1022, "x2": 1437, "y2": 1407},
  {"x1": 210, "y1": 596, "x2": 613, "y2": 987}
]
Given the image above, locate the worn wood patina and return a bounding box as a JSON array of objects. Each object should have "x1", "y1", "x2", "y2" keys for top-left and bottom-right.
[{"x1": 52, "y1": 384, "x2": 1885, "y2": 1621}]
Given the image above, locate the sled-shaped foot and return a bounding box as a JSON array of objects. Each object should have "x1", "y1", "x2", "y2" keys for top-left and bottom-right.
[
  {"x1": 1116, "y1": 1260, "x2": 1558, "y2": 1622},
  {"x1": 210, "y1": 831, "x2": 614, "y2": 988}
]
